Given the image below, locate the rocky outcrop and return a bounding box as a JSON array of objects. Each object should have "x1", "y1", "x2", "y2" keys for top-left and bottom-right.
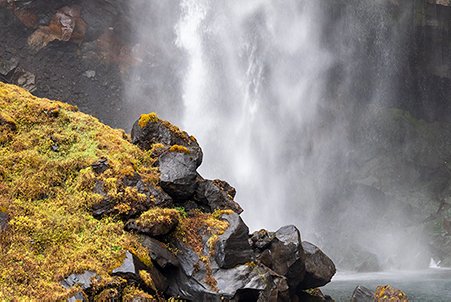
[
  {"x1": 351, "y1": 286, "x2": 374, "y2": 302},
  {"x1": 0, "y1": 84, "x2": 336, "y2": 300},
  {"x1": 300, "y1": 242, "x2": 336, "y2": 289}
]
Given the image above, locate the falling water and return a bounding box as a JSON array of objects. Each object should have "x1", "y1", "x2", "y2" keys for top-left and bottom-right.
[{"x1": 126, "y1": 0, "x2": 431, "y2": 270}]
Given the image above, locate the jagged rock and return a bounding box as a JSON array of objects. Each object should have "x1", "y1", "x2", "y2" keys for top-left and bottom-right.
[
  {"x1": 113, "y1": 251, "x2": 168, "y2": 292},
  {"x1": 351, "y1": 285, "x2": 374, "y2": 302},
  {"x1": 139, "y1": 236, "x2": 179, "y2": 269},
  {"x1": 0, "y1": 57, "x2": 18, "y2": 76},
  {"x1": 0, "y1": 211, "x2": 9, "y2": 232},
  {"x1": 374, "y1": 285, "x2": 408, "y2": 302},
  {"x1": 159, "y1": 151, "x2": 198, "y2": 200},
  {"x1": 250, "y1": 229, "x2": 275, "y2": 250},
  {"x1": 214, "y1": 213, "x2": 253, "y2": 269},
  {"x1": 131, "y1": 113, "x2": 203, "y2": 166},
  {"x1": 270, "y1": 225, "x2": 306, "y2": 290},
  {"x1": 195, "y1": 178, "x2": 243, "y2": 214},
  {"x1": 91, "y1": 158, "x2": 109, "y2": 174},
  {"x1": 298, "y1": 242, "x2": 336, "y2": 289},
  {"x1": 61, "y1": 270, "x2": 97, "y2": 302}
]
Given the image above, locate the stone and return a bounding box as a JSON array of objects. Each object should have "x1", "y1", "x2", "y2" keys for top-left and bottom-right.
[
  {"x1": 298, "y1": 241, "x2": 336, "y2": 289},
  {"x1": 297, "y1": 288, "x2": 334, "y2": 302},
  {"x1": 270, "y1": 225, "x2": 306, "y2": 290},
  {"x1": 61, "y1": 270, "x2": 97, "y2": 302},
  {"x1": 91, "y1": 158, "x2": 109, "y2": 174},
  {"x1": 131, "y1": 114, "x2": 203, "y2": 167},
  {"x1": 159, "y1": 151, "x2": 199, "y2": 200},
  {"x1": 11, "y1": 68, "x2": 36, "y2": 92},
  {"x1": 351, "y1": 285, "x2": 374, "y2": 302},
  {"x1": 250, "y1": 229, "x2": 275, "y2": 250},
  {"x1": 195, "y1": 179, "x2": 243, "y2": 214},
  {"x1": 113, "y1": 251, "x2": 168, "y2": 292},
  {"x1": 214, "y1": 213, "x2": 253, "y2": 269},
  {"x1": 0, "y1": 211, "x2": 9, "y2": 232},
  {"x1": 83, "y1": 70, "x2": 96, "y2": 79},
  {"x1": 139, "y1": 236, "x2": 179, "y2": 269},
  {"x1": 0, "y1": 57, "x2": 18, "y2": 76}
]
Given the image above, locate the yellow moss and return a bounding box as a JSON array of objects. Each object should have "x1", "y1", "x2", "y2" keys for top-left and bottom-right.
[
  {"x1": 138, "y1": 112, "x2": 159, "y2": 128},
  {"x1": 0, "y1": 83, "x2": 160, "y2": 300},
  {"x1": 122, "y1": 286, "x2": 156, "y2": 302},
  {"x1": 169, "y1": 144, "x2": 191, "y2": 154},
  {"x1": 139, "y1": 270, "x2": 156, "y2": 292},
  {"x1": 134, "y1": 208, "x2": 179, "y2": 229}
]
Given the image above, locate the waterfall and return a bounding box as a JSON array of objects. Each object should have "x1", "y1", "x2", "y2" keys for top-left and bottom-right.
[{"x1": 126, "y1": 0, "x2": 430, "y2": 270}]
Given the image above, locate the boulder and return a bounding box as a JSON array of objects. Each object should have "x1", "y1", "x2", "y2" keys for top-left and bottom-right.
[
  {"x1": 296, "y1": 288, "x2": 334, "y2": 302},
  {"x1": 298, "y1": 242, "x2": 336, "y2": 289},
  {"x1": 113, "y1": 250, "x2": 168, "y2": 293},
  {"x1": 139, "y1": 236, "x2": 179, "y2": 269},
  {"x1": 351, "y1": 285, "x2": 374, "y2": 302},
  {"x1": 61, "y1": 270, "x2": 97, "y2": 302},
  {"x1": 159, "y1": 151, "x2": 199, "y2": 200},
  {"x1": 131, "y1": 112, "x2": 203, "y2": 167},
  {"x1": 214, "y1": 213, "x2": 253, "y2": 269},
  {"x1": 269, "y1": 225, "x2": 306, "y2": 290},
  {"x1": 250, "y1": 229, "x2": 275, "y2": 250},
  {"x1": 195, "y1": 178, "x2": 243, "y2": 214}
]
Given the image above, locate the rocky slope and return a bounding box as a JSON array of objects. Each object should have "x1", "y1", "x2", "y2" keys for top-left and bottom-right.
[{"x1": 0, "y1": 83, "x2": 336, "y2": 301}]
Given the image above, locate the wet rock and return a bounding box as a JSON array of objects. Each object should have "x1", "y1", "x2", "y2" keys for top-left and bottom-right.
[
  {"x1": 374, "y1": 285, "x2": 408, "y2": 302},
  {"x1": 139, "y1": 236, "x2": 179, "y2": 269},
  {"x1": 61, "y1": 270, "x2": 97, "y2": 302},
  {"x1": 159, "y1": 151, "x2": 199, "y2": 200},
  {"x1": 298, "y1": 241, "x2": 336, "y2": 289},
  {"x1": 270, "y1": 225, "x2": 306, "y2": 290},
  {"x1": 125, "y1": 212, "x2": 179, "y2": 237},
  {"x1": 0, "y1": 211, "x2": 10, "y2": 232},
  {"x1": 351, "y1": 285, "x2": 374, "y2": 302},
  {"x1": 214, "y1": 213, "x2": 253, "y2": 269},
  {"x1": 250, "y1": 229, "x2": 275, "y2": 250},
  {"x1": 131, "y1": 113, "x2": 203, "y2": 166},
  {"x1": 113, "y1": 250, "x2": 168, "y2": 292},
  {"x1": 91, "y1": 158, "x2": 109, "y2": 174},
  {"x1": 195, "y1": 179, "x2": 243, "y2": 214}
]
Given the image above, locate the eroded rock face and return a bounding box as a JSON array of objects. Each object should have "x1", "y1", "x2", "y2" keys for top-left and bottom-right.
[
  {"x1": 195, "y1": 179, "x2": 243, "y2": 214},
  {"x1": 351, "y1": 285, "x2": 374, "y2": 302},
  {"x1": 299, "y1": 242, "x2": 336, "y2": 290},
  {"x1": 214, "y1": 213, "x2": 253, "y2": 269}
]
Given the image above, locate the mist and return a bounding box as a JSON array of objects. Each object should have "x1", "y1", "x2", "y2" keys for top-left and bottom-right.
[{"x1": 124, "y1": 0, "x2": 436, "y2": 270}]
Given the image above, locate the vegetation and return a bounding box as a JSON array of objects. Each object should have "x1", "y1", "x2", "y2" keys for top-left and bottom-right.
[{"x1": 169, "y1": 144, "x2": 190, "y2": 154}]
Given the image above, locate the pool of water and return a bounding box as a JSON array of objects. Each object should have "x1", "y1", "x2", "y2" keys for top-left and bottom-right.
[{"x1": 322, "y1": 269, "x2": 451, "y2": 302}]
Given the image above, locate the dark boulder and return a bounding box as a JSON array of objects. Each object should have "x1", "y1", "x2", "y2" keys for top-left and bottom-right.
[
  {"x1": 269, "y1": 225, "x2": 306, "y2": 290},
  {"x1": 214, "y1": 213, "x2": 253, "y2": 269},
  {"x1": 159, "y1": 151, "x2": 199, "y2": 200},
  {"x1": 351, "y1": 285, "x2": 374, "y2": 302},
  {"x1": 61, "y1": 270, "x2": 97, "y2": 302},
  {"x1": 113, "y1": 250, "x2": 168, "y2": 293},
  {"x1": 250, "y1": 229, "x2": 275, "y2": 250},
  {"x1": 298, "y1": 242, "x2": 336, "y2": 289},
  {"x1": 91, "y1": 158, "x2": 109, "y2": 174},
  {"x1": 131, "y1": 113, "x2": 203, "y2": 167},
  {"x1": 139, "y1": 236, "x2": 179, "y2": 269},
  {"x1": 195, "y1": 178, "x2": 243, "y2": 214}
]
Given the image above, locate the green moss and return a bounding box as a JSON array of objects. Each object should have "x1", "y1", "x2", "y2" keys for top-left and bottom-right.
[{"x1": 0, "y1": 83, "x2": 159, "y2": 300}]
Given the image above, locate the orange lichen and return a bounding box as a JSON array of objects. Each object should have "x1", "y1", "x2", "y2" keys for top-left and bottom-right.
[{"x1": 138, "y1": 112, "x2": 159, "y2": 128}]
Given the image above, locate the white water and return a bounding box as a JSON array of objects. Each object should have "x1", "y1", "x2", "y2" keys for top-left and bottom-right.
[{"x1": 175, "y1": 0, "x2": 333, "y2": 233}]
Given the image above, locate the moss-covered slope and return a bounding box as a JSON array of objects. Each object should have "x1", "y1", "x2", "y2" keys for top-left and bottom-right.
[{"x1": 0, "y1": 83, "x2": 163, "y2": 300}]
